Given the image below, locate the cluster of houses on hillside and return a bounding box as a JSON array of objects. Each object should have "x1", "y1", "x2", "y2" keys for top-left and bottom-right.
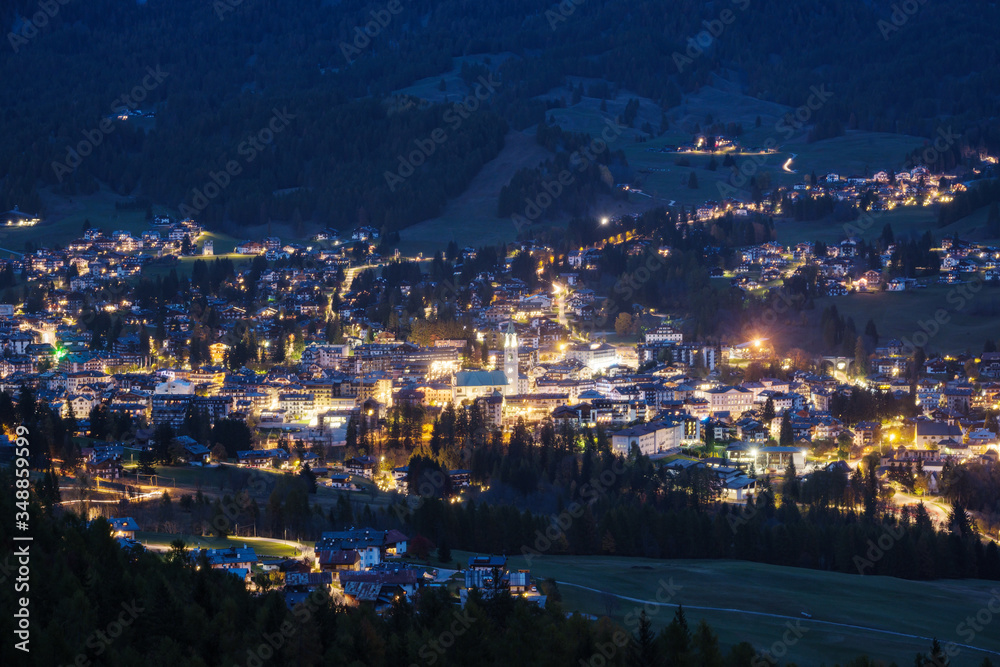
[
  {"x1": 1, "y1": 202, "x2": 998, "y2": 518},
  {"x1": 718, "y1": 230, "x2": 1000, "y2": 297},
  {"x1": 107, "y1": 517, "x2": 540, "y2": 612},
  {"x1": 685, "y1": 148, "x2": 998, "y2": 227},
  {"x1": 2, "y1": 243, "x2": 999, "y2": 491}
]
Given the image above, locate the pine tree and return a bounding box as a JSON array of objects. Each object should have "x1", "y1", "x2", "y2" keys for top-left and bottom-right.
[
  {"x1": 779, "y1": 411, "x2": 793, "y2": 446},
  {"x1": 783, "y1": 457, "x2": 799, "y2": 502},
  {"x1": 864, "y1": 319, "x2": 879, "y2": 346},
  {"x1": 138, "y1": 449, "x2": 157, "y2": 475},
  {"x1": 916, "y1": 638, "x2": 949, "y2": 666},
  {"x1": 692, "y1": 619, "x2": 724, "y2": 667},
  {"x1": 631, "y1": 610, "x2": 658, "y2": 667},
  {"x1": 664, "y1": 606, "x2": 691, "y2": 663},
  {"x1": 761, "y1": 397, "x2": 775, "y2": 425},
  {"x1": 854, "y1": 335, "x2": 869, "y2": 377},
  {"x1": 988, "y1": 201, "x2": 1000, "y2": 238}
]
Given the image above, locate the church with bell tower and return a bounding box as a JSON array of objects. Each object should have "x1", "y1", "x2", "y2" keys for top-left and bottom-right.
[{"x1": 503, "y1": 322, "x2": 519, "y2": 393}]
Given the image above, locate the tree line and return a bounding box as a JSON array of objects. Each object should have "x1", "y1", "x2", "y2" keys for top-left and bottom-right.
[
  {"x1": 0, "y1": 476, "x2": 962, "y2": 667},
  {"x1": 5, "y1": 0, "x2": 1000, "y2": 236}
]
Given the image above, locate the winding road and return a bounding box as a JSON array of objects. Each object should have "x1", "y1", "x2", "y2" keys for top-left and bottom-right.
[{"x1": 891, "y1": 491, "x2": 950, "y2": 527}]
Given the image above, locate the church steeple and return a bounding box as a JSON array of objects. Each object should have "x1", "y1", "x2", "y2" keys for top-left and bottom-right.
[{"x1": 503, "y1": 322, "x2": 518, "y2": 389}]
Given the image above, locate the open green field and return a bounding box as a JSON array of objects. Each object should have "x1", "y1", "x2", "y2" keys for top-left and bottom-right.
[
  {"x1": 755, "y1": 278, "x2": 1000, "y2": 356},
  {"x1": 782, "y1": 131, "x2": 929, "y2": 178},
  {"x1": 455, "y1": 552, "x2": 1000, "y2": 666},
  {"x1": 671, "y1": 81, "x2": 793, "y2": 137},
  {"x1": 541, "y1": 87, "x2": 661, "y2": 141},
  {"x1": 2, "y1": 186, "x2": 250, "y2": 259},
  {"x1": 393, "y1": 53, "x2": 518, "y2": 104},
  {"x1": 0, "y1": 186, "x2": 168, "y2": 253},
  {"x1": 774, "y1": 201, "x2": 1000, "y2": 248},
  {"x1": 622, "y1": 144, "x2": 793, "y2": 208},
  {"x1": 398, "y1": 129, "x2": 550, "y2": 255},
  {"x1": 810, "y1": 283, "x2": 1000, "y2": 355},
  {"x1": 942, "y1": 204, "x2": 1000, "y2": 244},
  {"x1": 774, "y1": 206, "x2": 940, "y2": 246}
]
